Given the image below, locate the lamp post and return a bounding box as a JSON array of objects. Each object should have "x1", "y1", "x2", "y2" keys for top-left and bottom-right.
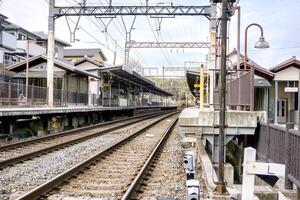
[
  {"x1": 244, "y1": 23, "x2": 270, "y2": 111},
  {"x1": 244, "y1": 23, "x2": 270, "y2": 69}
]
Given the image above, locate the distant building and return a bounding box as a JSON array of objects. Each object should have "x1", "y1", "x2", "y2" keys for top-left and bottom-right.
[
  {"x1": 74, "y1": 56, "x2": 104, "y2": 105},
  {"x1": 64, "y1": 48, "x2": 107, "y2": 64},
  {"x1": 33, "y1": 31, "x2": 70, "y2": 59},
  {"x1": 270, "y1": 56, "x2": 300, "y2": 124},
  {"x1": 6, "y1": 54, "x2": 99, "y2": 106},
  {"x1": 0, "y1": 14, "x2": 70, "y2": 74}
]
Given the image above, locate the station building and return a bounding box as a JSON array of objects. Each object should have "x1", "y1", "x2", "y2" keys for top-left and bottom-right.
[{"x1": 186, "y1": 49, "x2": 300, "y2": 125}]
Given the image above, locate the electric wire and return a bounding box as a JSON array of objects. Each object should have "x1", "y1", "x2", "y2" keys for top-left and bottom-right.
[{"x1": 138, "y1": 0, "x2": 173, "y2": 67}]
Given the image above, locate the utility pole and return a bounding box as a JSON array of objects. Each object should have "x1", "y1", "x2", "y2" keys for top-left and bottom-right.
[
  {"x1": 25, "y1": 40, "x2": 29, "y2": 101},
  {"x1": 47, "y1": 0, "x2": 55, "y2": 107},
  {"x1": 113, "y1": 40, "x2": 117, "y2": 65},
  {"x1": 209, "y1": 3, "x2": 217, "y2": 108},
  {"x1": 162, "y1": 66, "x2": 165, "y2": 89},
  {"x1": 215, "y1": 0, "x2": 229, "y2": 194}
]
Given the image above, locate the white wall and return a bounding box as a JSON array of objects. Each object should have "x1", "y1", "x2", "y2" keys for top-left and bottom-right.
[
  {"x1": 55, "y1": 44, "x2": 65, "y2": 59},
  {"x1": 274, "y1": 66, "x2": 300, "y2": 81},
  {"x1": 2, "y1": 31, "x2": 17, "y2": 50},
  {"x1": 17, "y1": 40, "x2": 46, "y2": 56}
]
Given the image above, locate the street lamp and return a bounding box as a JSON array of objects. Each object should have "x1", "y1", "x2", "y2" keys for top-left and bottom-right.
[
  {"x1": 244, "y1": 23, "x2": 269, "y2": 111},
  {"x1": 244, "y1": 23, "x2": 270, "y2": 69}
]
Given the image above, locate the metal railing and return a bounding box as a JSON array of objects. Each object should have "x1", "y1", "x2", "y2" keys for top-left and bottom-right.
[
  {"x1": 213, "y1": 68, "x2": 254, "y2": 109},
  {"x1": 0, "y1": 81, "x2": 169, "y2": 108},
  {"x1": 257, "y1": 121, "x2": 300, "y2": 189},
  {"x1": 0, "y1": 81, "x2": 89, "y2": 107}
]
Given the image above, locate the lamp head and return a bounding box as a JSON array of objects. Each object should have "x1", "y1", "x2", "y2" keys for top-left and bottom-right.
[{"x1": 254, "y1": 36, "x2": 270, "y2": 49}]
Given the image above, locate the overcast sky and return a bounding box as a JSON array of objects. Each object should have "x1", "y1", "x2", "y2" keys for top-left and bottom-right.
[{"x1": 1, "y1": 0, "x2": 300, "y2": 72}]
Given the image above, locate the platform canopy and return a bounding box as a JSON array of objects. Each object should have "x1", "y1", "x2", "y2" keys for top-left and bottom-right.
[
  {"x1": 6, "y1": 54, "x2": 100, "y2": 79},
  {"x1": 186, "y1": 70, "x2": 201, "y2": 97},
  {"x1": 100, "y1": 65, "x2": 173, "y2": 96}
]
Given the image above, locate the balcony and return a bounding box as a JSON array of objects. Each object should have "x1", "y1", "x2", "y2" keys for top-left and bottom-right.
[
  {"x1": 1, "y1": 31, "x2": 17, "y2": 50},
  {"x1": 16, "y1": 40, "x2": 46, "y2": 56}
]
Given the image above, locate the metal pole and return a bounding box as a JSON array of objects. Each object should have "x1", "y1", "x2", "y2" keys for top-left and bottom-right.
[
  {"x1": 200, "y1": 65, "x2": 204, "y2": 111},
  {"x1": 215, "y1": 0, "x2": 228, "y2": 194},
  {"x1": 113, "y1": 40, "x2": 117, "y2": 65},
  {"x1": 236, "y1": 6, "x2": 241, "y2": 110},
  {"x1": 47, "y1": 0, "x2": 55, "y2": 107},
  {"x1": 25, "y1": 40, "x2": 29, "y2": 101},
  {"x1": 162, "y1": 66, "x2": 165, "y2": 89},
  {"x1": 244, "y1": 23, "x2": 264, "y2": 71},
  {"x1": 298, "y1": 71, "x2": 300, "y2": 128},
  {"x1": 275, "y1": 81, "x2": 278, "y2": 124},
  {"x1": 209, "y1": 3, "x2": 217, "y2": 108}
]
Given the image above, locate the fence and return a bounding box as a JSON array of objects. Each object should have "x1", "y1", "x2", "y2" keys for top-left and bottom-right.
[
  {"x1": 0, "y1": 81, "x2": 89, "y2": 107},
  {"x1": 0, "y1": 81, "x2": 167, "y2": 108},
  {"x1": 214, "y1": 68, "x2": 254, "y2": 109},
  {"x1": 257, "y1": 121, "x2": 300, "y2": 189}
]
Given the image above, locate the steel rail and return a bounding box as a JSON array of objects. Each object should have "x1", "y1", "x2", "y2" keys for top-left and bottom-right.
[
  {"x1": 121, "y1": 118, "x2": 178, "y2": 199},
  {"x1": 0, "y1": 111, "x2": 172, "y2": 169},
  {"x1": 16, "y1": 111, "x2": 179, "y2": 200},
  {"x1": 0, "y1": 111, "x2": 165, "y2": 152}
]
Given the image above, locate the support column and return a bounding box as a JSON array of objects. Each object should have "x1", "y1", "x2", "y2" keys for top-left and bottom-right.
[
  {"x1": 284, "y1": 122, "x2": 294, "y2": 189},
  {"x1": 141, "y1": 87, "x2": 144, "y2": 106},
  {"x1": 118, "y1": 82, "x2": 120, "y2": 106},
  {"x1": 298, "y1": 72, "x2": 300, "y2": 128},
  {"x1": 109, "y1": 86, "x2": 112, "y2": 107},
  {"x1": 264, "y1": 87, "x2": 269, "y2": 117},
  {"x1": 213, "y1": 135, "x2": 219, "y2": 164},
  {"x1": 209, "y1": 3, "x2": 217, "y2": 108},
  {"x1": 274, "y1": 80, "x2": 278, "y2": 124},
  {"x1": 8, "y1": 120, "x2": 15, "y2": 137},
  {"x1": 47, "y1": 0, "x2": 55, "y2": 107}
]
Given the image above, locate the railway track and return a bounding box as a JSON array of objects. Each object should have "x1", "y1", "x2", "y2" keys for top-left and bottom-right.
[
  {"x1": 126, "y1": 123, "x2": 187, "y2": 200},
  {"x1": 15, "y1": 112, "x2": 179, "y2": 200},
  {"x1": 0, "y1": 111, "x2": 171, "y2": 169}
]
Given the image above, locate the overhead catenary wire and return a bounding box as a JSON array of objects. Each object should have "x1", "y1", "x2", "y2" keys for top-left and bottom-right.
[
  {"x1": 138, "y1": 0, "x2": 173, "y2": 67},
  {"x1": 64, "y1": 0, "x2": 148, "y2": 66},
  {"x1": 84, "y1": 0, "x2": 148, "y2": 66},
  {"x1": 98, "y1": 0, "x2": 148, "y2": 66},
  {"x1": 42, "y1": 0, "x2": 124, "y2": 59}
]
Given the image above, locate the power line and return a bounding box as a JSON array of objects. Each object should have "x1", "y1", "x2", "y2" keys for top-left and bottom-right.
[
  {"x1": 138, "y1": 0, "x2": 173, "y2": 67},
  {"x1": 66, "y1": 0, "x2": 133, "y2": 63},
  {"x1": 98, "y1": 0, "x2": 148, "y2": 66}
]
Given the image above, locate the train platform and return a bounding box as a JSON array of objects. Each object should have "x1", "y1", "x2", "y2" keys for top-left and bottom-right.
[{"x1": 0, "y1": 105, "x2": 177, "y2": 117}]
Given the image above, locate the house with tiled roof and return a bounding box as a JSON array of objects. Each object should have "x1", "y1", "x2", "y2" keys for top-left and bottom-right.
[
  {"x1": 269, "y1": 56, "x2": 300, "y2": 124},
  {"x1": 64, "y1": 48, "x2": 107, "y2": 64}
]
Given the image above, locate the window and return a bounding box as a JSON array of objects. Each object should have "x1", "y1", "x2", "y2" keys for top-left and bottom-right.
[
  {"x1": 17, "y1": 33, "x2": 26, "y2": 40},
  {"x1": 281, "y1": 101, "x2": 285, "y2": 117}
]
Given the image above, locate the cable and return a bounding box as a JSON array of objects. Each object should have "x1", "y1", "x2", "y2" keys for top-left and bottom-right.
[
  {"x1": 138, "y1": 0, "x2": 173, "y2": 67},
  {"x1": 71, "y1": 0, "x2": 147, "y2": 66},
  {"x1": 97, "y1": 0, "x2": 148, "y2": 66}
]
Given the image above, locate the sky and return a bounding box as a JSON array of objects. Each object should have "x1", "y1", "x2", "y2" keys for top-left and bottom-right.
[{"x1": 1, "y1": 0, "x2": 300, "y2": 74}]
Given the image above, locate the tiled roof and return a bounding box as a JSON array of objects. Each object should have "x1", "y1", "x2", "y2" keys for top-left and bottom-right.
[
  {"x1": 33, "y1": 31, "x2": 71, "y2": 47},
  {"x1": 270, "y1": 56, "x2": 300, "y2": 72},
  {"x1": 64, "y1": 48, "x2": 107, "y2": 61}
]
